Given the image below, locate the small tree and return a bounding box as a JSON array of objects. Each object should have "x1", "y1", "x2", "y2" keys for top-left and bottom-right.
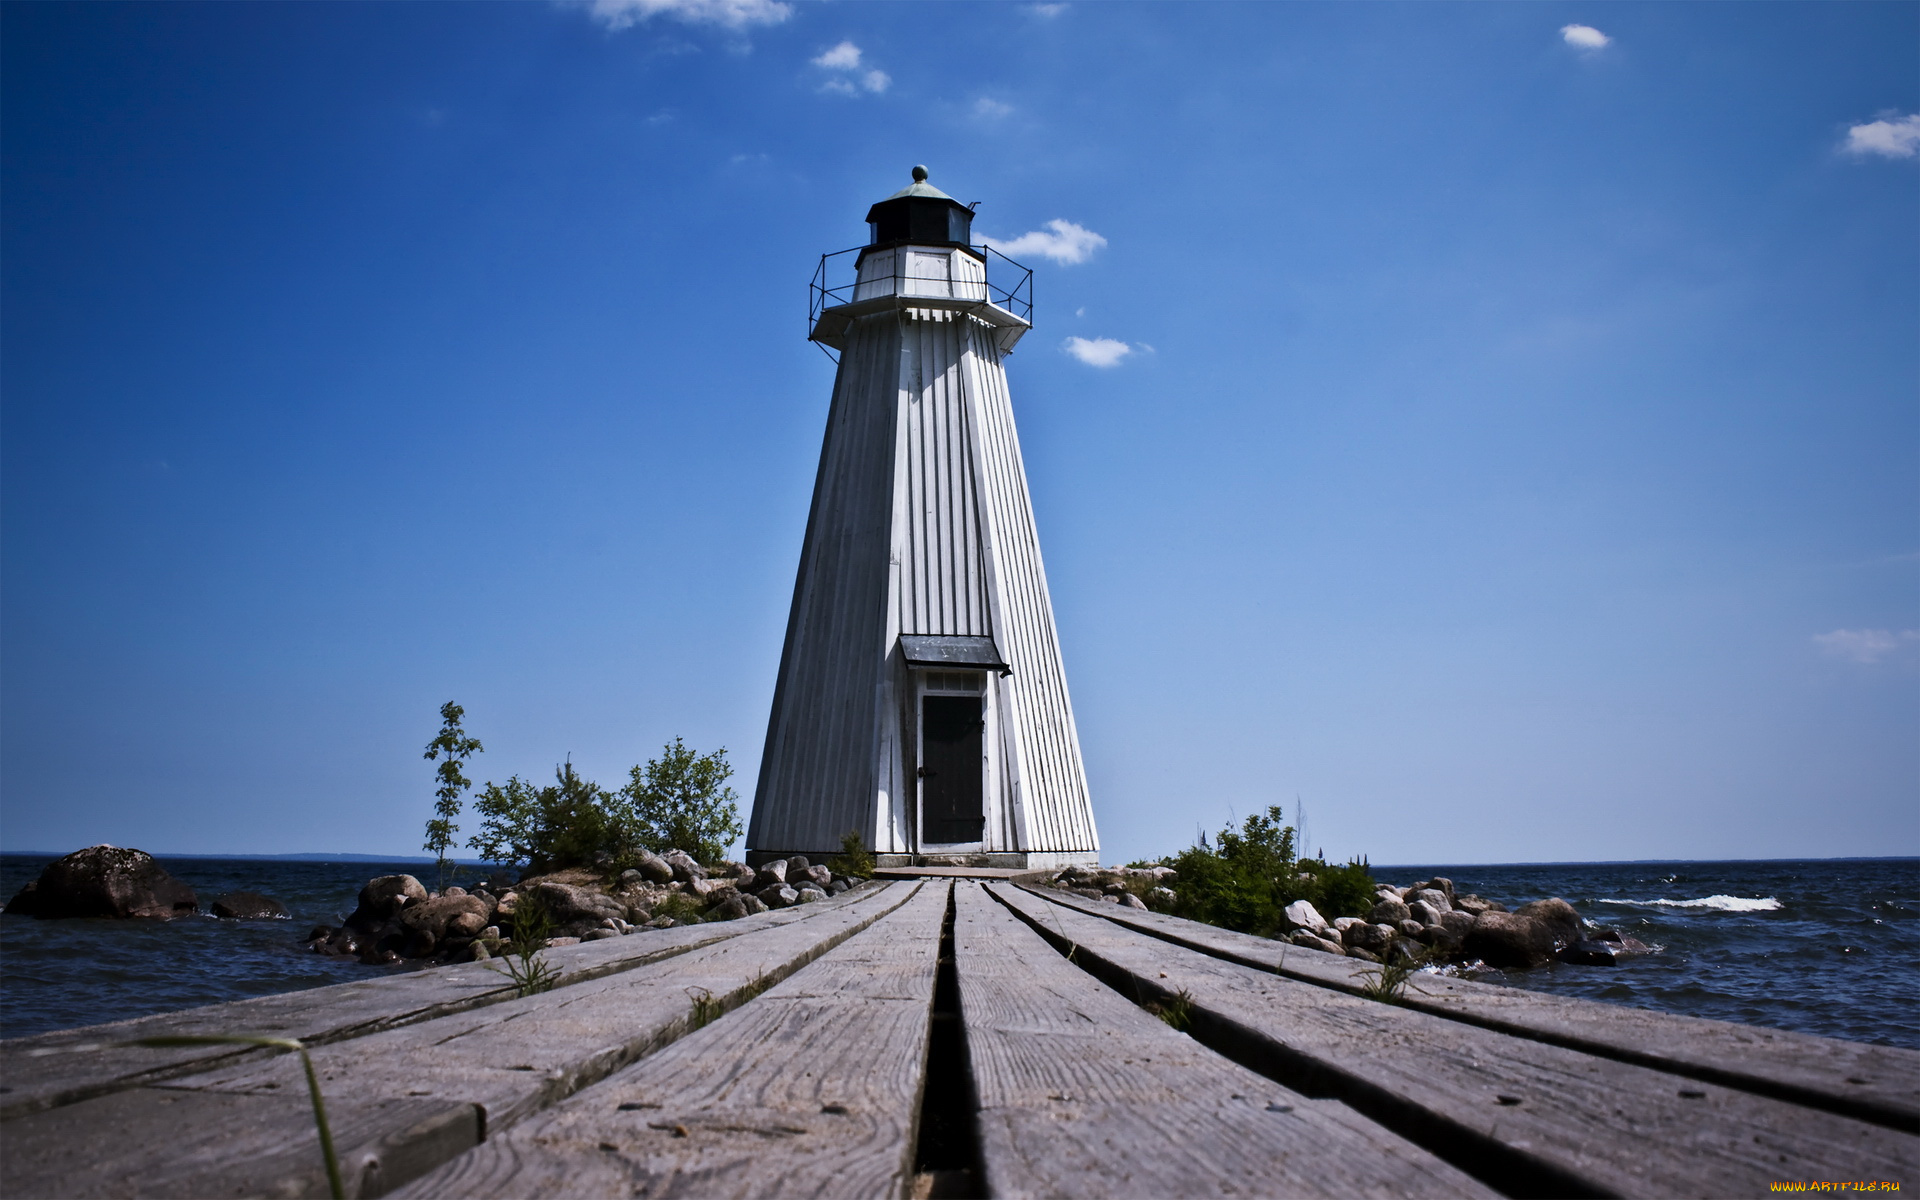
[
  {"x1": 466, "y1": 761, "x2": 614, "y2": 876},
  {"x1": 615, "y1": 738, "x2": 743, "y2": 864},
  {"x1": 1167, "y1": 805, "x2": 1375, "y2": 938},
  {"x1": 423, "y1": 702, "x2": 483, "y2": 891}
]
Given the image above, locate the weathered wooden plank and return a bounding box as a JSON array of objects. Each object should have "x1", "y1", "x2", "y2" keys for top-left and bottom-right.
[
  {"x1": 391, "y1": 879, "x2": 953, "y2": 1199},
  {"x1": 950, "y1": 882, "x2": 1496, "y2": 1198},
  {"x1": 0, "y1": 883, "x2": 919, "y2": 1200},
  {"x1": 0, "y1": 1087, "x2": 477, "y2": 1199},
  {"x1": 1021, "y1": 883, "x2": 1920, "y2": 1131},
  {"x1": 992, "y1": 883, "x2": 1920, "y2": 1199},
  {"x1": 0, "y1": 881, "x2": 895, "y2": 1119}
]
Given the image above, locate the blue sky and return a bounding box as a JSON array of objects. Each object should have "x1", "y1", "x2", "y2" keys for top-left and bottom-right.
[{"x1": 3, "y1": 1, "x2": 1914, "y2": 866}]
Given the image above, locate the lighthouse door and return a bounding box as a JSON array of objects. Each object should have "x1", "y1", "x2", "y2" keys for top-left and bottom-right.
[{"x1": 920, "y1": 689, "x2": 985, "y2": 846}]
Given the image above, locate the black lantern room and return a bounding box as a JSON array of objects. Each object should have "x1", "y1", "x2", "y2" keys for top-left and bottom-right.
[{"x1": 865, "y1": 166, "x2": 974, "y2": 249}]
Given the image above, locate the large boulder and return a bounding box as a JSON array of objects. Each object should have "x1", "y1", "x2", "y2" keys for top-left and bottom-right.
[
  {"x1": 397, "y1": 894, "x2": 491, "y2": 944},
  {"x1": 1513, "y1": 898, "x2": 1583, "y2": 950},
  {"x1": 1408, "y1": 900, "x2": 1445, "y2": 927},
  {"x1": 752, "y1": 860, "x2": 788, "y2": 890},
  {"x1": 1344, "y1": 922, "x2": 1396, "y2": 955},
  {"x1": 3, "y1": 846, "x2": 198, "y2": 919},
  {"x1": 1410, "y1": 888, "x2": 1451, "y2": 914},
  {"x1": 1282, "y1": 899, "x2": 1327, "y2": 931},
  {"x1": 1558, "y1": 939, "x2": 1621, "y2": 966},
  {"x1": 347, "y1": 875, "x2": 427, "y2": 929},
  {"x1": 664, "y1": 851, "x2": 706, "y2": 884},
  {"x1": 1368, "y1": 897, "x2": 1412, "y2": 926},
  {"x1": 1452, "y1": 894, "x2": 1505, "y2": 916},
  {"x1": 211, "y1": 892, "x2": 288, "y2": 920},
  {"x1": 632, "y1": 852, "x2": 675, "y2": 885},
  {"x1": 1463, "y1": 910, "x2": 1556, "y2": 968},
  {"x1": 530, "y1": 882, "x2": 627, "y2": 930}
]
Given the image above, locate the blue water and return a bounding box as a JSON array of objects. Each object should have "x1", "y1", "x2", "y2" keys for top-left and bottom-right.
[
  {"x1": 1377, "y1": 857, "x2": 1919, "y2": 1049},
  {"x1": 2, "y1": 854, "x2": 1915, "y2": 1049}
]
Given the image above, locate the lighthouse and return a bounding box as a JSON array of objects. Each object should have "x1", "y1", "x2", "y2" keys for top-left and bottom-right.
[{"x1": 747, "y1": 167, "x2": 1100, "y2": 869}]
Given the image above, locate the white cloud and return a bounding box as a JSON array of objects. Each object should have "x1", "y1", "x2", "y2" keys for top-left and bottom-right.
[
  {"x1": 812, "y1": 40, "x2": 862, "y2": 70},
  {"x1": 1063, "y1": 336, "x2": 1133, "y2": 368},
  {"x1": 974, "y1": 97, "x2": 1014, "y2": 119},
  {"x1": 1844, "y1": 114, "x2": 1920, "y2": 159},
  {"x1": 812, "y1": 41, "x2": 890, "y2": 95},
  {"x1": 580, "y1": 0, "x2": 791, "y2": 30},
  {"x1": 1028, "y1": 3, "x2": 1067, "y2": 16},
  {"x1": 980, "y1": 219, "x2": 1108, "y2": 265},
  {"x1": 1560, "y1": 24, "x2": 1611, "y2": 49},
  {"x1": 1813, "y1": 628, "x2": 1919, "y2": 664}
]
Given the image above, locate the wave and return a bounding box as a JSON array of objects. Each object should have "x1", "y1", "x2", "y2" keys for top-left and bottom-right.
[{"x1": 1597, "y1": 895, "x2": 1782, "y2": 912}]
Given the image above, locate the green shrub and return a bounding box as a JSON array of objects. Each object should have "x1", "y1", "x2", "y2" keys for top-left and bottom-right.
[
  {"x1": 1165, "y1": 806, "x2": 1375, "y2": 939},
  {"x1": 826, "y1": 830, "x2": 876, "y2": 878},
  {"x1": 467, "y1": 740, "x2": 741, "y2": 875}
]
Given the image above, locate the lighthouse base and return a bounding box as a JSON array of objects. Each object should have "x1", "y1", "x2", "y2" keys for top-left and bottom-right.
[{"x1": 745, "y1": 849, "x2": 1099, "y2": 871}]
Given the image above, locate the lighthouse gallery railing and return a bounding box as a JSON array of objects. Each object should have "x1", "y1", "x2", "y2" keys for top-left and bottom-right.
[{"x1": 809, "y1": 244, "x2": 1033, "y2": 349}]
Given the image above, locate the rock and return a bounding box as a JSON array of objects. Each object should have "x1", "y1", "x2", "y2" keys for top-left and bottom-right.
[
  {"x1": 1147, "y1": 886, "x2": 1176, "y2": 907},
  {"x1": 741, "y1": 894, "x2": 769, "y2": 915},
  {"x1": 645, "y1": 916, "x2": 678, "y2": 929},
  {"x1": 798, "y1": 865, "x2": 833, "y2": 889},
  {"x1": 583, "y1": 929, "x2": 620, "y2": 941},
  {"x1": 784, "y1": 855, "x2": 810, "y2": 876},
  {"x1": 530, "y1": 882, "x2": 627, "y2": 928},
  {"x1": 758, "y1": 885, "x2": 799, "y2": 909},
  {"x1": 1397, "y1": 919, "x2": 1427, "y2": 940},
  {"x1": 625, "y1": 904, "x2": 653, "y2": 924},
  {"x1": 1385, "y1": 938, "x2": 1426, "y2": 967},
  {"x1": 828, "y1": 879, "x2": 851, "y2": 896},
  {"x1": 1344, "y1": 923, "x2": 1395, "y2": 955},
  {"x1": 211, "y1": 891, "x2": 287, "y2": 920},
  {"x1": 796, "y1": 886, "x2": 828, "y2": 904},
  {"x1": 495, "y1": 892, "x2": 520, "y2": 918},
  {"x1": 633, "y1": 852, "x2": 674, "y2": 884},
  {"x1": 752, "y1": 862, "x2": 788, "y2": 891},
  {"x1": 350, "y1": 875, "x2": 428, "y2": 928},
  {"x1": 618, "y1": 869, "x2": 643, "y2": 887},
  {"x1": 1415, "y1": 877, "x2": 1455, "y2": 902},
  {"x1": 1463, "y1": 910, "x2": 1556, "y2": 968},
  {"x1": 1452, "y1": 894, "x2": 1505, "y2": 915},
  {"x1": 1289, "y1": 930, "x2": 1346, "y2": 956},
  {"x1": 544, "y1": 936, "x2": 582, "y2": 948},
  {"x1": 1408, "y1": 900, "x2": 1444, "y2": 927},
  {"x1": 689, "y1": 877, "x2": 731, "y2": 899},
  {"x1": 1410, "y1": 888, "x2": 1451, "y2": 914},
  {"x1": 1514, "y1": 898, "x2": 1582, "y2": 950},
  {"x1": 1437, "y1": 910, "x2": 1476, "y2": 940},
  {"x1": 1282, "y1": 899, "x2": 1327, "y2": 931},
  {"x1": 1558, "y1": 939, "x2": 1620, "y2": 966},
  {"x1": 1423, "y1": 924, "x2": 1465, "y2": 955},
  {"x1": 1118, "y1": 892, "x2": 1148, "y2": 910},
  {"x1": 1368, "y1": 897, "x2": 1412, "y2": 926},
  {"x1": 397, "y1": 894, "x2": 491, "y2": 946},
  {"x1": 1100, "y1": 894, "x2": 1120, "y2": 904},
  {"x1": 4, "y1": 846, "x2": 199, "y2": 920},
  {"x1": 468, "y1": 941, "x2": 492, "y2": 961},
  {"x1": 709, "y1": 896, "x2": 751, "y2": 922},
  {"x1": 1346, "y1": 946, "x2": 1382, "y2": 963},
  {"x1": 359, "y1": 947, "x2": 401, "y2": 966},
  {"x1": 664, "y1": 851, "x2": 707, "y2": 883}
]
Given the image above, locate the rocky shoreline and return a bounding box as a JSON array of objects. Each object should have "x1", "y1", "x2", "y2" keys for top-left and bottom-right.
[
  {"x1": 306, "y1": 849, "x2": 868, "y2": 966},
  {"x1": 1045, "y1": 865, "x2": 1651, "y2": 969}
]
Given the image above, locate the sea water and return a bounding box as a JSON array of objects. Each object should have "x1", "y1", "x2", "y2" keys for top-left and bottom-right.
[{"x1": 1, "y1": 854, "x2": 1914, "y2": 1049}]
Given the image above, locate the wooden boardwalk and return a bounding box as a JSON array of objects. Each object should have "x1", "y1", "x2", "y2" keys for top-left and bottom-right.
[{"x1": 2, "y1": 878, "x2": 1915, "y2": 1198}]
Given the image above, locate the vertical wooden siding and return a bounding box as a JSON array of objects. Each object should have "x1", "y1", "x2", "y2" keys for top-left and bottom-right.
[{"x1": 751, "y1": 299, "x2": 1097, "y2": 859}]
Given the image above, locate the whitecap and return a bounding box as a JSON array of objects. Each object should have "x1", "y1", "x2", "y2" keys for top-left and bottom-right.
[{"x1": 1597, "y1": 895, "x2": 1782, "y2": 913}]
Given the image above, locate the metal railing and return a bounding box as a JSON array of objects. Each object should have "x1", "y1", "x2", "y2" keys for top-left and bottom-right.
[{"x1": 809, "y1": 244, "x2": 1034, "y2": 348}]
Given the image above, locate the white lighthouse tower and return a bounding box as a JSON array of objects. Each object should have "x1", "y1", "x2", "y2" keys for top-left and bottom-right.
[{"x1": 747, "y1": 167, "x2": 1100, "y2": 869}]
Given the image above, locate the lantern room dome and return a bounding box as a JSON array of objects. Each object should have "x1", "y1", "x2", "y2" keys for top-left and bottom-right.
[{"x1": 865, "y1": 165, "x2": 974, "y2": 249}]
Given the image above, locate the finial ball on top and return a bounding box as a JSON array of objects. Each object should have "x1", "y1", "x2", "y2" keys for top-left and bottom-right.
[{"x1": 911, "y1": 165, "x2": 929, "y2": 182}]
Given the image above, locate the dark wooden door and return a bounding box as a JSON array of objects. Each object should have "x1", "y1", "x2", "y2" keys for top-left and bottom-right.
[{"x1": 921, "y1": 694, "x2": 985, "y2": 844}]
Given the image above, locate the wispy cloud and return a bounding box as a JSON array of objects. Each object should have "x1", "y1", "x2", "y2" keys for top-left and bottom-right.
[
  {"x1": 1813, "y1": 628, "x2": 1919, "y2": 664},
  {"x1": 1028, "y1": 3, "x2": 1068, "y2": 16},
  {"x1": 980, "y1": 219, "x2": 1107, "y2": 265},
  {"x1": 1063, "y1": 336, "x2": 1133, "y2": 368},
  {"x1": 812, "y1": 41, "x2": 891, "y2": 95},
  {"x1": 1843, "y1": 113, "x2": 1920, "y2": 160},
  {"x1": 973, "y1": 97, "x2": 1014, "y2": 119},
  {"x1": 1560, "y1": 24, "x2": 1611, "y2": 50},
  {"x1": 812, "y1": 41, "x2": 861, "y2": 70},
  {"x1": 577, "y1": 0, "x2": 792, "y2": 31}
]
